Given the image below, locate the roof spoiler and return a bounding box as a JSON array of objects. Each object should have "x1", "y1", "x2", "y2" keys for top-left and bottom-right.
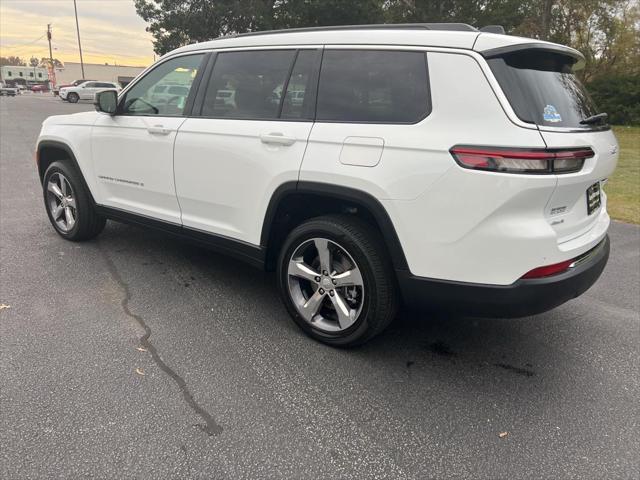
[
  {"x1": 480, "y1": 42, "x2": 585, "y2": 63},
  {"x1": 479, "y1": 42, "x2": 586, "y2": 70}
]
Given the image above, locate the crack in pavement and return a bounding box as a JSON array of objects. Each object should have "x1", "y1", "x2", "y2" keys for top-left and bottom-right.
[{"x1": 99, "y1": 245, "x2": 223, "y2": 436}]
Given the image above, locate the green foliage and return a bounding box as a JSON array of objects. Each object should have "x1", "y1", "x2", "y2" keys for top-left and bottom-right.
[
  {"x1": 134, "y1": 0, "x2": 386, "y2": 54},
  {"x1": 588, "y1": 75, "x2": 640, "y2": 125},
  {"x1": 0, "y1": 56, "x2": 26, "y2": 66}
]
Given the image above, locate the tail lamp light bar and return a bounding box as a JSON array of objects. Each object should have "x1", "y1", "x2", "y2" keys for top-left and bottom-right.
[{"x1": 450, "y1": 146, "x2": 594, "y2": 174}]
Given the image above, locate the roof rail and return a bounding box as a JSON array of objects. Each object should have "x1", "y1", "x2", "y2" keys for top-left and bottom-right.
[{"x1": 231, "y1": 23, "x2": 478, "y2": 38}]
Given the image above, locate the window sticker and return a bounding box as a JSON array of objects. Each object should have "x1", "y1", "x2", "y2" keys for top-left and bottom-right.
[{"x1": 543, "y1": 104, "x2": 562, "y2": 123}]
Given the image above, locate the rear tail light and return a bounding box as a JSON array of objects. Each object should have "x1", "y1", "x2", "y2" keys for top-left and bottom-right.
[{"x1": 450, "y1": 146, "x2": 593, "y2": 174}]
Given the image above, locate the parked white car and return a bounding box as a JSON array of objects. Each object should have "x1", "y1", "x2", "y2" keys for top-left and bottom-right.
[
  {"x1": 59, "y1": 81, "x2": 120, "y2": 103},
  {"x1": 36, "y1": 24, "x2": 617, "y2": 346}
]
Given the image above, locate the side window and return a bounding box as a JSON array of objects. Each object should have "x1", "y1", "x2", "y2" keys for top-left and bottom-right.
[
  {"x1": 200, "y1": 50, "x2": 296, "y2": 119},
  {"x1": 281, "y1": 50, "x2": 320, "y2": 120},
  {"x1": 122, "y1": 54, "x2": 204, "y2": 116},
  {"x1": 84, "y1": 82, "x2": 97, "y2": 88},
  {"x1": 316, "y1": 50, "x2": 430, "y2": 123}
]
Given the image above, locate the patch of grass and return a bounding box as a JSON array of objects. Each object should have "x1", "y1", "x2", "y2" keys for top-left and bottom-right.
[{"x1": 607, "y1": 126, "x2": 639, "y2": 224}]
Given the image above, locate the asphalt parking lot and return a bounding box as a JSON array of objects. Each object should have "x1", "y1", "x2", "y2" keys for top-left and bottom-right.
[{"x1": 1, "y1": 94, "x2": 639, "y2": 479}]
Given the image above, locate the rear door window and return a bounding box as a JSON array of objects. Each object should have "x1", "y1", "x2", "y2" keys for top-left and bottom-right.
[
  {"x1": 488, "y1": 50, "x2": 602, "y2": 129},
  {"x1": 200, "y1": 50, "x2": 296, "y2": 119},
  {"x1": 316, "y1": 50, "x2": 430, "y2": 123}
]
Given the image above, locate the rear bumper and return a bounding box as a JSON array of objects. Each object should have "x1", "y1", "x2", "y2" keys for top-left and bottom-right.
[{"x1": 397, "y1": 235, "x2": 609, "y2": 318}]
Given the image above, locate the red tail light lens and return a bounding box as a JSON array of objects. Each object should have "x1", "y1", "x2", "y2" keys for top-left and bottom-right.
[{"x1": 450, "y1": 146, "x2": 593, "y2": 174}]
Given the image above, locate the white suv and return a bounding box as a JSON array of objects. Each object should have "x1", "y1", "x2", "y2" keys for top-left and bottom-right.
[
  {"x1": 36, "y1": 24, "x2": 617, "y2": 346},
  {"x1": 59, "y1": 81, "x2": 120, "y2": 103}
]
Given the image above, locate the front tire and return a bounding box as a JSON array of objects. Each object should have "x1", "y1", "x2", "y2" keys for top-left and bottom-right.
[
  {"x1": 277, "y1": 215, "x2": 398, "y2": 347},
  {"x1": 67, "y1": 92, "x2": 79, "y2": 103},
  {"x1": 43, "y1": 161, "x2": 105, "y2": 241}
]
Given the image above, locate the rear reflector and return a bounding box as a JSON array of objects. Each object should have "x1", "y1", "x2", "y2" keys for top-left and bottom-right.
[
  {"x1": 521, "y1": 259, "x2": 574, "y2": 279},
  {"x1": 450, "y1": 146, "x2": 593, "y2": 174}
]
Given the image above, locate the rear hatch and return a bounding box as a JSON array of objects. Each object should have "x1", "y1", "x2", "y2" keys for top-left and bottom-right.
[{"x1": 486, "y1": 48, "x2": 618, "y2": 243}]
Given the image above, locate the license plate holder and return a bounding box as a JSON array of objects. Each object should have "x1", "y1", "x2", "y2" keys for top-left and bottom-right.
[{"x1": 586, "y1": 182, "x2": 601, "y2": 215}]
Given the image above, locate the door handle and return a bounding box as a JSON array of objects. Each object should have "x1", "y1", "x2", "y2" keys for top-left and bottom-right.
[
  {"x1": 260, "y1": 133, "x2": 296, "y2": 146},
  {"x1": 147, "y1": 125, "x2": 172, "y2": 135}
]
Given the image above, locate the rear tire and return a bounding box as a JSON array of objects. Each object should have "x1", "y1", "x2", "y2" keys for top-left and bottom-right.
[
  {"x1": 67, "y1": 93, "x2": 79, "y2": 103},
  {"x1": 43, "y1": 161, "x2": 105, "y2": 241},
  {"x1": 277, "y1": 214, "x2": 398, "y2": 347}
]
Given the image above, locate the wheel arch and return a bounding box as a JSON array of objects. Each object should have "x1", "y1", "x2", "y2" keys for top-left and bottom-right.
[
  {"x1": 261, "y1": 181, "x2": 409, "y2": 272},
  {"x1": 37, "y1": 140, "x2": 96, "y2": 205}
]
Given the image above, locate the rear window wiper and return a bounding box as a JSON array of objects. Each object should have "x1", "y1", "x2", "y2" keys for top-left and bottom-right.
[{"x1": 580, "y1": 112, "x2": 608, "y2": 125}]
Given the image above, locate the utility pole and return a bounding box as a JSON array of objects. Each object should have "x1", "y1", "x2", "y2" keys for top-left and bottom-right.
[
  {"x1": 47, "y1": 24, "x2": 56, "y2": 88},
  {"x1": 73, "y1": 0, "x2": 85, "y2": 79},
  {"x1": 47, "y1": 24, "x2": 54, "y2": 66}
]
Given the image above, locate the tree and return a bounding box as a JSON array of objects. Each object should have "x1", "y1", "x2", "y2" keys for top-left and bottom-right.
[
  {"x1": 40, "y1": 57, "x2": 64, "y2": 68},
  {"x1": 134, "y1": 0, "x2": 386, "y2": 55},
  {"x1": 0, "y1": 56, "x2": 26, "y2": 66},
  {"x1": 29, "y1": 57, "x2": 39, "y2": 67}
]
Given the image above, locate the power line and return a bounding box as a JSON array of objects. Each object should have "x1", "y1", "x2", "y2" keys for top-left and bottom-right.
[{"x1": 0, "y1": 34, "x2": 46, "y2": 49}]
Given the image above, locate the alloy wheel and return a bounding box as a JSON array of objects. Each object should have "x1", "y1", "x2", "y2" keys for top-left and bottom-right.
[
  {"x1": 287, "y1": 238, "x2": 365, "y2": 332},
  {"x1": 46, "y1": 172, "x2": 77, "y2": 232}
]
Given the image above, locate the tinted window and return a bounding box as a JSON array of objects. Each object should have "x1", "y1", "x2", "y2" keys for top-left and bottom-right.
[
  {"x1": 122, "y1": 54, "x2": 203, "y2": 116},
  {"x1": 317, "y1": 50, "x2": 429, "y2": 123},
  {"x1": 488, "y1": 51, "x2": 600, "y2": 128},
  {"x1": 201, "y1": 50, "x2": 296, "y2": 119},
  {"x1": 281, "y1": 50, "x2": 320, "y2": 120}
]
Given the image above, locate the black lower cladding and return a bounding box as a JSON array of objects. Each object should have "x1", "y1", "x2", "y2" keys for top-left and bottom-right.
[{"x1": 397, "y1": 236, "x2": 610, "y2": 318}]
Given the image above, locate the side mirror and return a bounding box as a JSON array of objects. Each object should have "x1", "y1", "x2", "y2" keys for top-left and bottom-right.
[{"x1": 94, "y1": 90, "x2": 118, "y2": 115}]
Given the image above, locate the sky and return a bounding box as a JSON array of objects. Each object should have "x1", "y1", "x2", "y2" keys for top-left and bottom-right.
[{"x1": 0, "y1": 0, "x2": 156, "y2": 67}]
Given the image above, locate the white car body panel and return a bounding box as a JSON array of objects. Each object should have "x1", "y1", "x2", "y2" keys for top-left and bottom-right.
[
  {"x1": 91, "y1": 114, "x2": 187, "y2": 223},
  {"x1": 38, "y1": 112, "x2": 100, "y2": 194},
  {"x1": 174, "y1": 118, "x2": 313, "y2": 243}
]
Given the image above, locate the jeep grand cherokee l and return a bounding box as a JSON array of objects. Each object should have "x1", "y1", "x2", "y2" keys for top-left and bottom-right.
[{"x1": 36, "y1": 24, "x2": 617, "y2": 346}]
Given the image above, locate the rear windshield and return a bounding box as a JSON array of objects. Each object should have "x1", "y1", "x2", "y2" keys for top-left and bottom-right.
[{"x1": 488, "y1": 50, "x2": 601, "y2": 129}]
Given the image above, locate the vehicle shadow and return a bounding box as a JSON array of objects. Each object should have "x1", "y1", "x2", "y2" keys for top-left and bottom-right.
[{"x1": 98, "y1": 221, "x2": 584, "y2": 395}]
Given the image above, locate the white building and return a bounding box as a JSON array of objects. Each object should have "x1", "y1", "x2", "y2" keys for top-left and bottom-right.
[
  {"x1": 54, "y1": 62, "x2": 147, "y2": 87},
  {"x1": 0, "y1": 65, "x2": 48, "y2": 84}
]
